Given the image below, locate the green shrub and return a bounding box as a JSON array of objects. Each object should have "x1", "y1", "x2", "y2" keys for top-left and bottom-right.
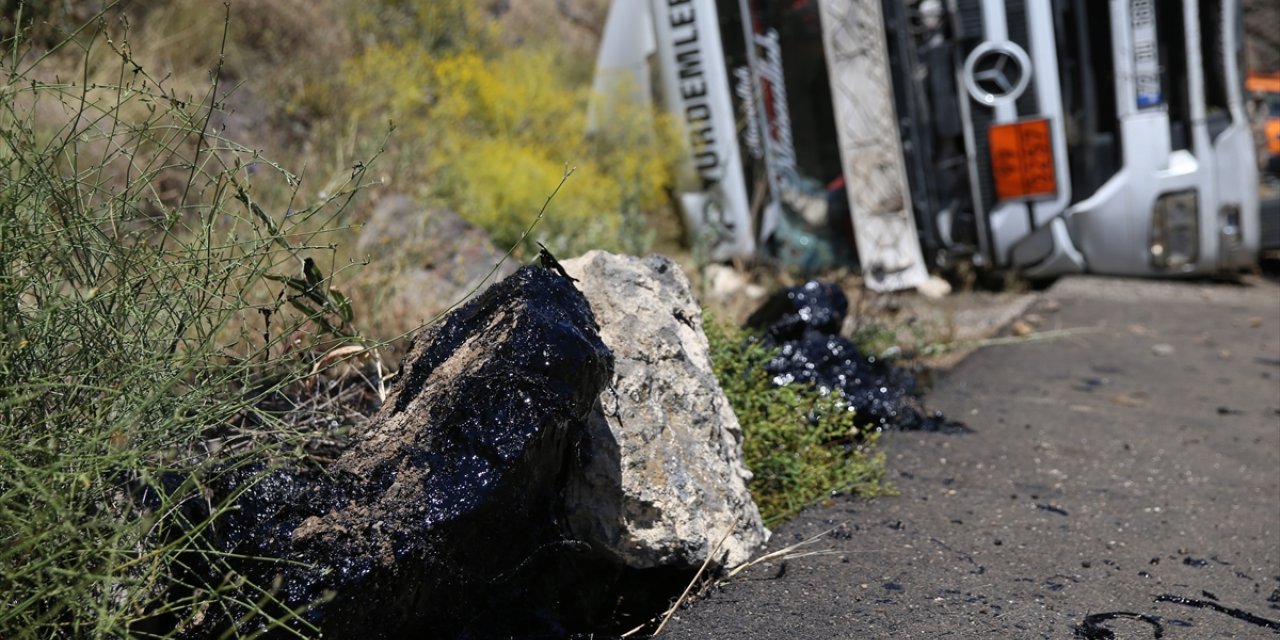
[
  {"x1": 0, "y1": 10, "x2": 374, "y2": 637},
  {"x1": 338, "y1": 4, "x2": 681, "y2": 258},
  {"x1": 706, "y1": 317, "x2": 887, "y2": 525}
]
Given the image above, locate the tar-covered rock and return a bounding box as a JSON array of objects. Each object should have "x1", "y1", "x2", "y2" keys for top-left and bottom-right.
[{"x1": 155, "y1": 264, "x2": 627, "y2": 639}]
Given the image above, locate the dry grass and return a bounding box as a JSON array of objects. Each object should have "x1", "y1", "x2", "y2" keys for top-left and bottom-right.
[{"x1": 1, "y1": 6, "x2": 382, "y2": 635}]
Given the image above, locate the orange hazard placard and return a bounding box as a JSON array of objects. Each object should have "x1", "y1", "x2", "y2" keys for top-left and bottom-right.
[{"x1": 988, "y1": 118, "x2": 1057, "y2": 201}]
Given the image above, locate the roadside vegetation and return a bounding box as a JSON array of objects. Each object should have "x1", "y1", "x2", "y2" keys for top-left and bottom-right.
[
  {"x1": 0, "y1": 3, "x2": 888, "y2": 637},
  {"x1": 336, "y1": 2, "x2": 682, "y2": 258},
  {"x1": 1, "y1": 6, "x2": 378, "y2": 636},
  {"x1": 706, "y1": 318, "x2": 888, "y2": 525},
  {"x1": 6, "y1": 0, "x2": 682, "y2": 344}
]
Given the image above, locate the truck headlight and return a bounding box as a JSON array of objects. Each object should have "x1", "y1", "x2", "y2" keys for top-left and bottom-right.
[{"x1": 1150, "y1": 190, "x2": 1199, "y2": 270}]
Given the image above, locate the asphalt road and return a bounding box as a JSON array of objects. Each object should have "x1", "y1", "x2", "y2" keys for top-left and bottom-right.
[{"x1": 664, "y1": 276, "x2": 1280, "y2": 639}]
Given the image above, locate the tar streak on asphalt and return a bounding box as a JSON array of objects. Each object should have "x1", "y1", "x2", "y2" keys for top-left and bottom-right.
[
  {"x1": 1074, "y1": 594, "x2": 1280, "y2": 639},
  {"x1": 1035, "y1": 503, "x2": 1069, "y2": 516},
  {"x1": 1154, "y1": 593, "x2": 1280, "y2": 631},
  {"x1": 1073, "y1": 611, "x2": 1165, "y2": 639}
]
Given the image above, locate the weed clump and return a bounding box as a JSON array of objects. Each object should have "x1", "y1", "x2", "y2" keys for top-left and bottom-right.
[
  {"x1": 0, "y1": 8, "x2": 377, "y2": 637},
  {"x1": 338, "y1": 0, "x2": 682, "y2": 258},
  {"x1": 706, "y1": 317, "x2": 887, "y2": 525}
]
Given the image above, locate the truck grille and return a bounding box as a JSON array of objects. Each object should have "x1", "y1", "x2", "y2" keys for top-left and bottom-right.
[
  {"x1": 955, "y1": 0, "x2": 984, "y2": 41},
  {"x1": 970, "y1": 104, "x2": 997, "y2": 215},
  {"x1": 1005, "y1": 0, "x2": 1040, "y2": 116}
]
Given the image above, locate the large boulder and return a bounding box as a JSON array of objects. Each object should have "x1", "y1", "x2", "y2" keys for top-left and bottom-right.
[
  {"x1": 157, "y1": 252, "x2": 771, "y2": 639},
  {"x1": 561, "y1": 251, "x2": 768, "y2": 571},
  {"x1": 187, "y1": 264, "x2": 618, "y2": 638}
]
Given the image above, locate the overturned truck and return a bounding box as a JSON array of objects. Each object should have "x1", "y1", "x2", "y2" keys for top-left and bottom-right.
[{"x1": 594, "y1": 0, "x2": 1263, "y2": 290}]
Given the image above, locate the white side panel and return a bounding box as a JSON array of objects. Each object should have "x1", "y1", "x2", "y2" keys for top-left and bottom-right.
[
  {"x1": 1215, "y1": 0, "x2": 1261, "y2": 267},
  {"x1": 588, "y1": 0, "x2": 656, "y2": 130},
  {"x1": 816, "y1": 0, "x2": 928, "y2": 291},
  {"x1": 1025, "y1": 0, "x2": 1072, "y2": 227},
  {"x1": 651, "y1": 0, "x2": 755, "y2": 260}
]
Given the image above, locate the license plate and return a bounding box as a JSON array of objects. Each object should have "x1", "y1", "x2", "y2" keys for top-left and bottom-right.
[
  {"x1": 988, "y1": 118, "x2": 1057, "y2": 201},
  {"x1": 1131, "y1": 0, "x2": 1162, "y2": 109}
]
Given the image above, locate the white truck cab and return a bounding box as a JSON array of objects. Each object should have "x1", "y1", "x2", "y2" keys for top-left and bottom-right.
[
  {"x1": 964, "y1": 0, "x2": 1260, "y2": 278},
  {"x1": 592, "y1": 0, "x2": 1261, "y2": 289}
]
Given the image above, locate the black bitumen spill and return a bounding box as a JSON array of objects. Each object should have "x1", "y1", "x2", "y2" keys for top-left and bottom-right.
[{"x1": 745, "y1": 281, "x2": 967, "y2": 433}]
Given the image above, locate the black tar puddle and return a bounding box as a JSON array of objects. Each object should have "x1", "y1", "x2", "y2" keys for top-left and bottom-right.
[{"x1": 746, "y1": 281, "x2": 967, "y2": 433}]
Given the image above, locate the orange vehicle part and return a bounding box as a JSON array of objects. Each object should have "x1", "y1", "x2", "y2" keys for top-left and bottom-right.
[
  {"x1": 1248, "y1": 71, "x2": 1280, "y2": 157},
  {"x1": 1267, "y1": 117, "x2": 1280, "y2": 157},
  {"x1": 988, "y1": 118, "x2": 1057, "y2": 201},
  {"x1": 1246, "y1": 71, "x2": 1280, "y2": 94}
]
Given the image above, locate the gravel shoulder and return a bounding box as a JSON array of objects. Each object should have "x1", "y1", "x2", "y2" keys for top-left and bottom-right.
[{"x1": 664, "y1": 275, "x2": 1280, "y2": 639}]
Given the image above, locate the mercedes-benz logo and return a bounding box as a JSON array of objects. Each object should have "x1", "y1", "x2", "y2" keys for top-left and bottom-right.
[{"x1": 963, "y1": 41, "x2": 1032, "y2": 105}]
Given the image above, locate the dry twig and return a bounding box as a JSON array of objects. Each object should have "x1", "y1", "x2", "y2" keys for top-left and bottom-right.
[{"x1": 622, "y1": 523, "x2": 736, "y2": 638}]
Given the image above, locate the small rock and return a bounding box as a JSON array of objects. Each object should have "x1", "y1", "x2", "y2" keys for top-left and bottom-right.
[
  {"x1": 704, "y1": 263, "x2": 766, "y2": 302},
  {"x1": 1010, "y1": 319, "x2": 1033, "y2": 337},
  {"x1": 1110, "y1": 391, "x2": 1150, "y2": 408},
  {"x1": 1152, "y1": 343, "x2": 1175, "y2": 356},
  {"x1": 189, "y1": 265, "x2": 618, "y2": 638},
  {"x1": 916, "y1": 275, "x2": 952, "y2": 299}
]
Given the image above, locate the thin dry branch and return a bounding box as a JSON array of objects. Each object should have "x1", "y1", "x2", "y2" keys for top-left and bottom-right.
[{"x1": 621, "y1": 523, "x2": 736, "y2": 638}]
